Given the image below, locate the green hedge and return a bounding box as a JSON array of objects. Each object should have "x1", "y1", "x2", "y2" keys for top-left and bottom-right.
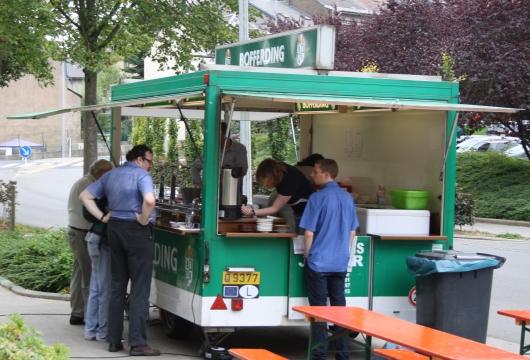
[
  {"x1": 0, "y1": 314, "x2": 69, "y2": 359},
  {"x1": 0, "y1": 227, "x2": 72, "y2": 293},
  {"x1": 457, "y1": 153, "x2": 530, "y2": 221}
]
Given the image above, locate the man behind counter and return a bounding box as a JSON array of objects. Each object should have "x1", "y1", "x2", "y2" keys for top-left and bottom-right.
[{"x1": 191, "y1": 122, "x2": 248, "y2": 186}]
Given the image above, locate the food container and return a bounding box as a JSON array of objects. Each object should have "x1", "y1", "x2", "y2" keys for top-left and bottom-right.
[
  {"x1": 239, "y1": 224, "x2": 256, "y2": 232},
  {"x1": 390, "y1": 189, "x2": 430, "y2": 210},
  {"x1": 273, "y1": 224, "x2": 291, "y2": 233}
]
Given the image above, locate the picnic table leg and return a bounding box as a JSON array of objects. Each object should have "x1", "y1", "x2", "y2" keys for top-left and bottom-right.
[
  {"x1": 366, "y1": 335, "x2": 372, "y2": 360},
  {"x1": 521, "y1": 321, "x2": 530, "y2": 355}
]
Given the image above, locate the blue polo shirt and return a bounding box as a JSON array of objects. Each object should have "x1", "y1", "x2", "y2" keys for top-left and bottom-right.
[
  {"x1": 86, "y1": 161, "x2": 155, "y2": 222},
  {"x1": 300, "y1": 181, "x2": 358, "y2": 272}
]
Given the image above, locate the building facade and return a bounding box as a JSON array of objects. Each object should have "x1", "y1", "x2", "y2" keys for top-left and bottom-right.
[{"x1": 0, "y1": 61, "x2": 83, "y2": 157}]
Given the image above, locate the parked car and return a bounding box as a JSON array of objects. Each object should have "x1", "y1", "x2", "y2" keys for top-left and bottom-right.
[
  {"x1": 456, "y1": 135, "x2": 519, "y2": 153},
  {"x1": 456, "y1": 135, "x2": 497, "y2": 152},
  {"x1": 504, "y1": 144, "x2": 528, "y2": 159}
]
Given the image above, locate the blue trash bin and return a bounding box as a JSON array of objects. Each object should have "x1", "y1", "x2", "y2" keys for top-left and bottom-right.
[{"x1": 407, "y1": 251, "x2": 505, "y2": 343}]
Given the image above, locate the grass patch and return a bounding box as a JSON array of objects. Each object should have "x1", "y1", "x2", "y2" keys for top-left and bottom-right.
[
  {"x1": 457, "y1": 152, "x2": 530, "y2": 221},
  {"x1": 496, "y1": 232, "x2": 523, "y2": 240},
  {"x1": 0, "y1": 226, "x2": 72, "y2": 292}
]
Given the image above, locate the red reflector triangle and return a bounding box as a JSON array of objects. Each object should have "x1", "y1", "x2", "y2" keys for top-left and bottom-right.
[{"x1": 210, "y1": 294, "x2": 227, "y2": 310}]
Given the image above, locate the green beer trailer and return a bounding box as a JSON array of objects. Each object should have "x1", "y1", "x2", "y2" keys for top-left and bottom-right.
[
  {"x1": 105, "y1": 65, "x2": 517, "y2": 341},
  {"x1": 8, "y1": 55, "x2": 518, "y2": 342}
]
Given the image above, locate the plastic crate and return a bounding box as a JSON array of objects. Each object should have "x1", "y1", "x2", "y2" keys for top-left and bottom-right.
[{"x1": 390, "y1": 189, "x2": 429, "y2": 209}]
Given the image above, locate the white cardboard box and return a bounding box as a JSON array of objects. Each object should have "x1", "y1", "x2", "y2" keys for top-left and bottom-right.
[{"x1": 356, "y1": 207, "x2": 430, "y2": 236}]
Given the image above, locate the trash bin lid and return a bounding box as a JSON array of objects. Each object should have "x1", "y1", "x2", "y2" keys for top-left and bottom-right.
[
  {"x1": 408, "y1": 251, "x2": 506, "y2": 276},
  {"x1": 416, "y1": 250, "x2": 499, "y2": 261}
]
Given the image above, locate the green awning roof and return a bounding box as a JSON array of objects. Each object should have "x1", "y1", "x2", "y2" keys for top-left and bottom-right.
[
  {"x1": 7, "y1": 92, "x2": 202, "y2": 119},
  {"x1": 223, "y1": 91, "x2": 522, "y2": 113}
]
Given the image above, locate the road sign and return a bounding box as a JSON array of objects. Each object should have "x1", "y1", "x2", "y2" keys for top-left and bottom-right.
[{"x1": 19, "y1": 146, "x2": 32, "y2": 158}]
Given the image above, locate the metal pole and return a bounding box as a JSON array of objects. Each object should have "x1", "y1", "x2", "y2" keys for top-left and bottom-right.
[
  {"x1": 239, "y1": 0, "x2": 253, "y2": 202},
  {"x1": 289, "y1": 115, "x2": 299, "y2": 161},
  {"x1": 61, "y1": 62, "x2": 66, "y2": 158}
]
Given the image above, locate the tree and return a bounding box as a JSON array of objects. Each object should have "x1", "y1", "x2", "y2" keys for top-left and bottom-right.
[
  {"x1": 0, "y1": 0, "x2": 55, "y2": 86},
  {"x1": 167, "y1": 118, "x2": 179, "y2": 163},
  {"x1": 267, "y1": 117, "x2": 292, "y2": 162},
  {"x1": 131, "y1": 117, "x2": 148, "y2": 145},
  {"x1": 123, "y1": 52, "x2": 147, "y2": 79},
  {"x1": 449, "y1": 0, "x2": 530, "y2": 159},
  {"x1": 268, "y1": 0, "x2": 530, "y2": 159},
  {"x1": 46, "y1": 0, "x2": 237, "y2": 173}
]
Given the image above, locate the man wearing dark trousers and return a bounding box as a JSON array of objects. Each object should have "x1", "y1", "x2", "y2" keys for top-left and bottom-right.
[
  {"x1": 299, "y1": 159, "x2": 358, "y2": 360},
  {"x1": 80, "y1": 144, "x2": 159, "y2": 356}
]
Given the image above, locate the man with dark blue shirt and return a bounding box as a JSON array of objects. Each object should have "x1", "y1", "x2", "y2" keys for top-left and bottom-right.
[
  {"x1": 300, "y1": 159, "x2": 358, "y2": 360},
  {"x1": 80, "y1": 144, "x2": 159, "y2": 356}
]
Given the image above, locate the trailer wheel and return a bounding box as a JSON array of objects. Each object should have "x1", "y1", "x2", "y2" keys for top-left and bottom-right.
[{"x1": 160, "y1": 309, "x2": 194, "y2": 339}]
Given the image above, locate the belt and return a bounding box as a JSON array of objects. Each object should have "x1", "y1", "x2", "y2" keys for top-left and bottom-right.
[
  {"x1": 69, "y1": 226, "x2": 89, "y2": 232},
  {"x1": 109, "y1": 218, "x2": 137, "y2": 223}
]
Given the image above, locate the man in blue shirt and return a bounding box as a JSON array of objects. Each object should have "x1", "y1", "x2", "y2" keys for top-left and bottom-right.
[
  {"x1": 80, "y1": 144, "x2": 159, "y2": 356},
  {"x1": 300, "y1": 159, "x2": 358, "y2": 360}
]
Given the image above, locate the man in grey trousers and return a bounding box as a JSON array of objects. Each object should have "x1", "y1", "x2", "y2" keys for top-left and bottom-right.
[{"x1": 67, "y1": 159, "x2": 114, "y2": 325}]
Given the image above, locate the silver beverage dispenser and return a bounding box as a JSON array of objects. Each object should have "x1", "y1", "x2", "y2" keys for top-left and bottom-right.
[{"x1": 220, "y1": 167, "x2": 243, "y2": 219}]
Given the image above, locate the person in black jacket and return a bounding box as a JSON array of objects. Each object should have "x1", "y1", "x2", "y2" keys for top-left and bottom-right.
[{"x1": 241, "y1": 158, "x2": 315, "y2": 231}]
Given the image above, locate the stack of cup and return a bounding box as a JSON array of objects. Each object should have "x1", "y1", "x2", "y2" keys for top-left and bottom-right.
[{"x1": 256, "y1": 217, "x2": 274, "y2": 232}]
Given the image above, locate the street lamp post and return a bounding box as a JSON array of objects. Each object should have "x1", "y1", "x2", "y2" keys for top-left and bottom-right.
[{"x1": 239, "y1": 0, "x2": 253, "y2": 202}]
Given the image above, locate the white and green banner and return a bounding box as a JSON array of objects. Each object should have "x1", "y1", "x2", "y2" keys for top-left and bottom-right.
[{"x1": 215, "y1": 25, "x2": 335, "y2": 70}]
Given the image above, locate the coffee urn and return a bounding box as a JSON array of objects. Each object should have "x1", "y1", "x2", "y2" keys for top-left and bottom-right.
[{"x1": 220, "y1": 167, "x2": 242, "y2": 219}]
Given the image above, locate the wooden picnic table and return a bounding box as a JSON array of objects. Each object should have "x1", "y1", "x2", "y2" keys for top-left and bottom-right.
[
  {"x1": 498, "y1": 309, "x2": 530, "y2": 355},
  {"x1": 293, "y1": 306, "x2": 526, "y2": 360}
]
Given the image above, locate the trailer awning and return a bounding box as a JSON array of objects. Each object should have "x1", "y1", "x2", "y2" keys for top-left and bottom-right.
[
  {"x1": 7, "y1": 92, "x2": 202, "y2": 119},
  {"x1": 222, "y1": 91, "x2": 522, "y2": 114}
]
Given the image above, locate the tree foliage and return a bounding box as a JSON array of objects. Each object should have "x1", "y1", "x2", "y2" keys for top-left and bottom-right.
[
  {"x1": 0, "y1": 0, "x2": 56, "y2": 86},
  {"x1": 167, "y1": 118, "x2": 179, "y2": 163},
  {"x1": 19, "y1": 0, "x2": 238, "y2": 173},
  {"x1": 268, "y1": 0, "x2": 530, "y2": 159}
]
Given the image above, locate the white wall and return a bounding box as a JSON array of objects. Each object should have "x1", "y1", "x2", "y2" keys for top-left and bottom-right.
[{"x1": 309, "y1": 110, "x2": 446, "y2": 212}]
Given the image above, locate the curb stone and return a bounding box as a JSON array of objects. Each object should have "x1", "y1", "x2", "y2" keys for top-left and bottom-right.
[
  {"x1": 475, "y1": 217, "x2": 530, "y2": 228},
  {"x1": 454, "y1": 234, "x2": 513, "y2": 241},
  {"x1": 0, "y1": 276, "x2": 69, "y2": 301}
]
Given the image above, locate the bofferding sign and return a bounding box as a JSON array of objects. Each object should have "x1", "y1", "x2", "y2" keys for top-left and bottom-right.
[{"x1": 215, "y1": 25, "x2": 335, "y2": 70}]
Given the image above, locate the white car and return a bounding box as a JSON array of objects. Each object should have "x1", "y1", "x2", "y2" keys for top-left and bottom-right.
[
  {"x1": 457, "y1": 135, "x2": 519, "y2": 153},
  {"x1": 504, "y1": 144, "x2": 528, "y2": 159}
]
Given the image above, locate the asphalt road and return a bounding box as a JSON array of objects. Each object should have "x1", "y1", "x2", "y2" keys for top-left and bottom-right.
[
  {"x1": 0, "y1": 158, "x2": 83, "y2": 227},
  {"x1": 454, "y1": 236, "x2": 530, "y2": 344}
]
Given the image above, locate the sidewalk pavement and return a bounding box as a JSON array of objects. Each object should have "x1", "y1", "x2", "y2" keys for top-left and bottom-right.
[
  {"x1": 456, "y1": 218, "x2": 530, "y2": 239},
  {"x1": 0, "y1": 278, "x2": 522, "y2": 359},
  {"x1": 0, "y1": 284, "x2": 201, "y2": 360}
]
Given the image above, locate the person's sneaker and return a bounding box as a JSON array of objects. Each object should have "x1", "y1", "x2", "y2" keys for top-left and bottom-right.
[
  {"x1": 130, "y1": 345, "x2": 161, "y2": 356},
  {"x1": 69, "y1": 315, "x2": 84, "y2": 325},
  {"x1": 108, "y1": 343, "x2": 124, "y2": 352}
]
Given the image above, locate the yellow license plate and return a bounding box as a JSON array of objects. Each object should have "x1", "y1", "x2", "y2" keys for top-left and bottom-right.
[{"x1": 222, "y1": 271, "x2": 260, "y2": 285}]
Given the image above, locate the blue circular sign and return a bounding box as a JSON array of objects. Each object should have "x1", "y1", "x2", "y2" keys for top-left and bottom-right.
[{"x1": 19, "y1": 146, "x2": 32, "y2": 158}]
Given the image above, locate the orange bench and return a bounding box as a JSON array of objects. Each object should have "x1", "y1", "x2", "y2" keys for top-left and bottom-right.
[
  {"x1": 498, "y1": 309, "x2": 530, "y2": 355},
  {"x1": 228, "y1": 348, "x2": 288, "y2": 360},
  {"x1": 294, "y1": 306, "x2": 527, "y2": 360},
  {"x1": 373, "y1": 349, "x2": 429, "y2": 360}
]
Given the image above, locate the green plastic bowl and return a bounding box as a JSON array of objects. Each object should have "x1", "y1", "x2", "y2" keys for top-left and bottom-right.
[{"x1": 390, "y1": 189, "x2": 430, "y2": 210}]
